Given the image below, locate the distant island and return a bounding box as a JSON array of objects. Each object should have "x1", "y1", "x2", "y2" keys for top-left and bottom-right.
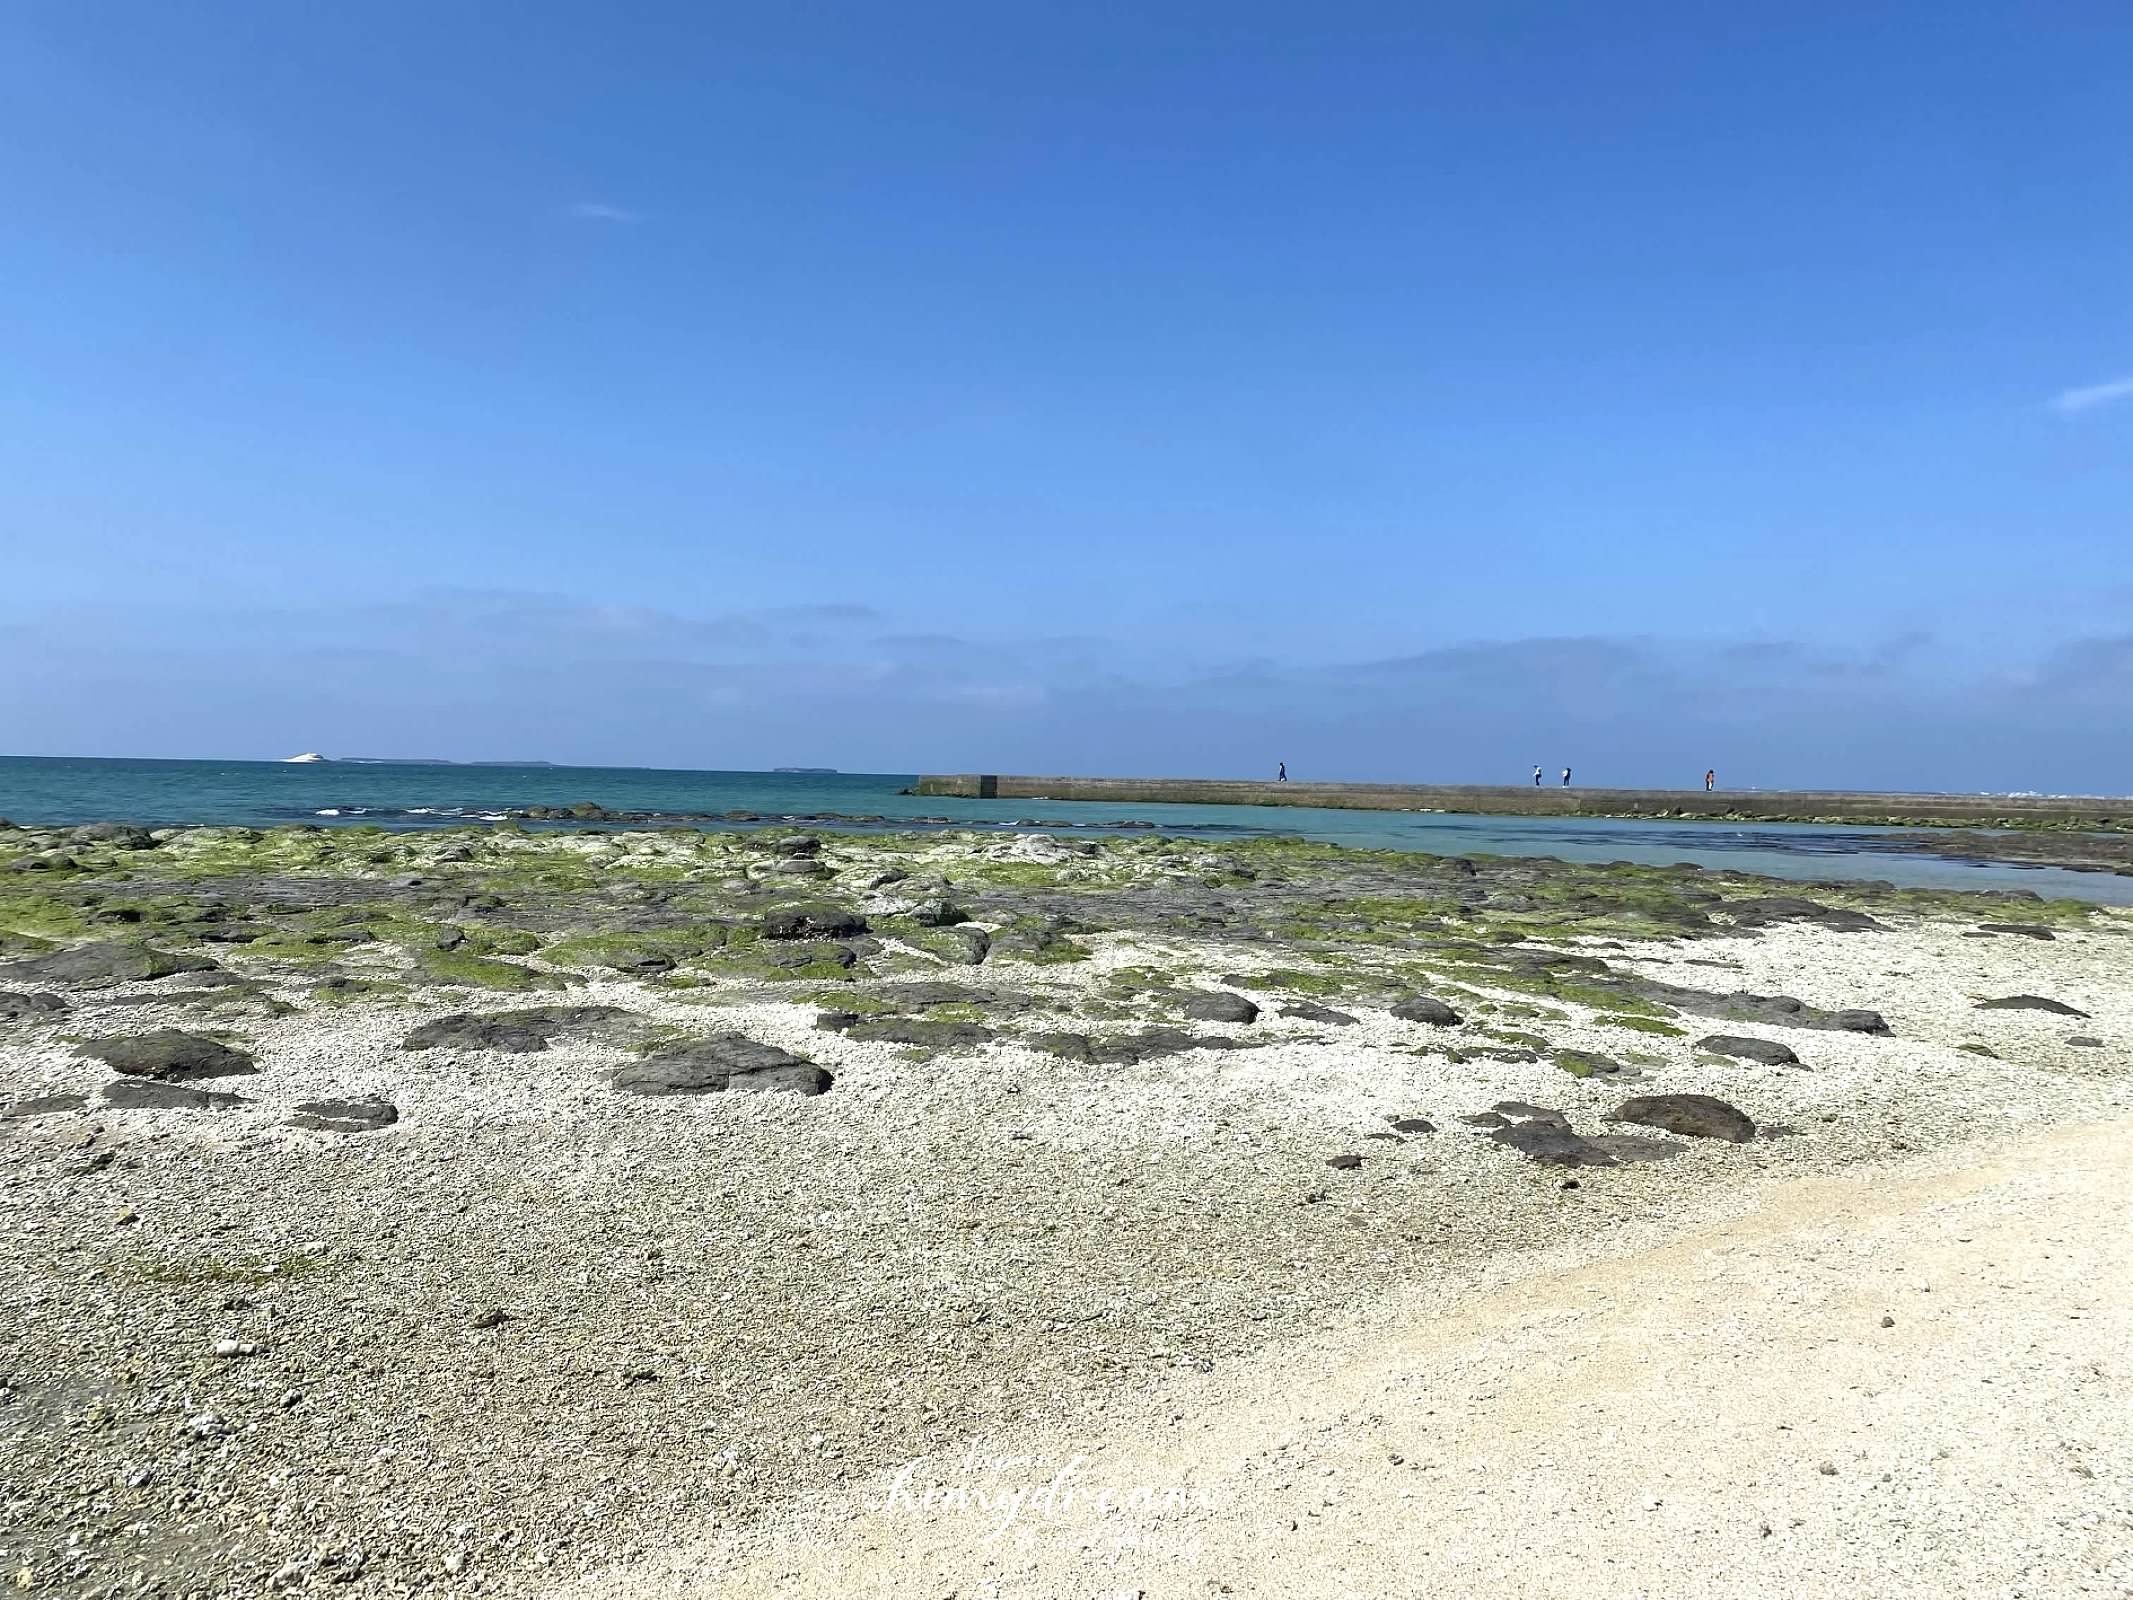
[{"x1": 772, "y1": 766, "x2": 839, "y2": 774}]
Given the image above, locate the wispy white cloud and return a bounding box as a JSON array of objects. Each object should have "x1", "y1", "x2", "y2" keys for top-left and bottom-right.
[
  {"x1": 2050, "y1": 374, "x2": 2133, "y2": 414},
  {"x1": 566, "y1": 201, "x2": 641, "y2": 224}
]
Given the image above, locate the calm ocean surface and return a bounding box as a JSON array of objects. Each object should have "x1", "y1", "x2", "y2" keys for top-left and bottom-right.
[{"x1": 4, "y1": 756, "x2": 2128, "y2": 905}]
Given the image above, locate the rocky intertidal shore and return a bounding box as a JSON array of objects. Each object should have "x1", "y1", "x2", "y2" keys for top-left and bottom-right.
[{"x1": 2, "y1": 818, "x2": 2128, "y2": 1595}]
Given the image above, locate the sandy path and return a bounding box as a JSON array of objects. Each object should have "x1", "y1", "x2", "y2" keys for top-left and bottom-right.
[{"x1": 575, "y1": 1118, "x2": 2133, "y2": 1600}]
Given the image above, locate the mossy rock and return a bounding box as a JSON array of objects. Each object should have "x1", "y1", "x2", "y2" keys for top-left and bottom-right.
[{"x1": 416, "y1": 952, "x2": 569, "y2": 991}]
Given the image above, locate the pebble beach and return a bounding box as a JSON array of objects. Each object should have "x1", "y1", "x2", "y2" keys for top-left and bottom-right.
[{"x1": 2, "y1": 818, "x2": 2128, "y2": 1596}]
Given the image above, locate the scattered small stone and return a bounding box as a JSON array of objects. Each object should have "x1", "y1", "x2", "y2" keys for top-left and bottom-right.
[
  {"x1": 1818, "y1": 1462, "x2": 1838, "y2": 1476},
  {"x1": 471, "y1": 1309, "x2": 511, "y2": 1329},
  {"x1": 1325, "y1": 1153, "x2": 1363, "y2": 1171},
  {"x1": 1880, "y1": 1315, "x2": 1895, "y2": 1328},
  {"x1": 2067, "y1": 1036, "x2": 2105, "y2": 1048},
  {"x1": 1387, "y1": 1117, "x2": 1435, "y2": 1135}
]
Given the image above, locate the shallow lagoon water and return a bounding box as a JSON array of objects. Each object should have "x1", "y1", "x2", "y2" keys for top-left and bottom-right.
[{"x1": 3, "y1": 756, "x2": 2128, "y2": 906}]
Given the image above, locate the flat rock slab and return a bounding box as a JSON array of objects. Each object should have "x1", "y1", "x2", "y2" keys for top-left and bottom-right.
[
  {"x1": 1028, "y1": 1028, "x2": 1257, "y2": 1066},
  {"x1": 1976, "y1": 923, "x2": 2056, "y2": 940},
  {"x1": 1697, "y1": 1034, "x2": 1802, "y2": 1067},
  {"x1": 870, "y1": 982, "x2": 1032, "y2": 1012},
  {"x1": 1391, "y1": 997, "x2": 1462, "y2": 1026},
  {"x1": 401, "y1": 1005, "x2": 640, "y2": 1054},
  {"x1": 1610, "y1": 1093, "x2": 1756, "y2": 1143},
  {"x1": 612, "y1": 1035, "x2": 833, "y2": 1096},
  {"x1": 1486, "y1": 1120, "x2": 1617, "y2": 1167},
  {"x1": 77, "y1": 1030, "x2": 257, "y2": 1081},
  {"x1": 837, "y1": 1018, "x2": 995, "y2": 1048},
  {"x1": 1976, "y1": 995, "x2": 2090, "y2": 1018},
  {"x1": 0, "y1": 991, "x2": 69, "y2": 1020},
  {"x1": 1721, "y1": 897, "x2": 1885, "y2": 933},
  {"x1": 1278, "y1": 1001, "x2": 1358, "y2": 1026},
  {"x1": 0, "y1": 942, "x2": 217, "y2": 987},
  {"x1": 288, "y1": 1098, "x2": 400, "y2": 1134},
  {"x1": 6, "y1": 1093, "x2": 89, "y2": 1119},
  {"x1": 102, "y1": 1080, "x2": 248, "y2": 1112}
]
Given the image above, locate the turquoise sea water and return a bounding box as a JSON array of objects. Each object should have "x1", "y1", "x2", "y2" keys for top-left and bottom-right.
[{"x1": 3, "y1": 755, "x2": 2129, "y2": 905}]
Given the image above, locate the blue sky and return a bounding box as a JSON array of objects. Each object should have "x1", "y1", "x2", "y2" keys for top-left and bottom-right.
[{"x1": 2, "y1": 2, "x2": 2130, "y2": 788}]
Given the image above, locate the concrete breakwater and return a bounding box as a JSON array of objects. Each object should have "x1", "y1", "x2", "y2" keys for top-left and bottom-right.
[{"x1": 913, "y1": 775, "x2": 2131, "y2": 830}]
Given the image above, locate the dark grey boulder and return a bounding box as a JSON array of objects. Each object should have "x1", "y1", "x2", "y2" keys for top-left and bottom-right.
[
  {"x1": 1326, "y1": 1153, "x2": 1363, "y2": 1171},
  {"x1": 1387, "y1": 1116, "x2": 1435, "y2": 1134},
  {"x1": 1976, "y1": 923, "x2": 2055, "y2": 940},
  {"x1": 1833, "y1": 1009, "x2": 1892, "y2": 1035},
  {"x1": 1975, "y1": 995, "x2": 2090, "y2": 1018},
  {"x1": 1487, "y1": 1120, "x2": 1616, "y2": 1167},
  {"x1": 2067, "y1": 1036, "x2": 2105, "y2": 1049},
  {"x1": 1391, "y1": 996, "x2": 1462, "y2": 1026},
  {"x1": 77, "y1": 1030, "x2": 257, "y2": 1081},
  {"x1": 761, "y1": 903, "x2": 868, "y2": 941},
  {"x1": 873, "y1": 981, "x2": 1031, "y2": 1012},
  {"x1": 1609, "y1": 1093, "x2": 1755, "y2": 1143},
  {"x1": 288, "y1": 1098, "x2": 400, "y2": 1134},
  {"x1": 103, "y1": 1080, "x2": 248, "y2": 1112},
  {"x1": 6, "y1": 1093, "x2": 88, "y2": 1119},
  {"x1": 1697, "y1": 1034, "x2": 1801, "y2": 1066},
  {"x1": 1180, "y1": 991, "x2": 1259, "y2": 1024},
  {"x1": 770, "y1": 835, "x2": 823, "y2": 857},
  {"x1": 1278, "y1": 1001, "x2": 1358, "y2": 1025},
  {"x1": 938, "y1": 926, "x2": 990, "y2": 965},
  {"x1": 0, "y1": 991, "x2": 68, "y2": 1021},
  {"x1": 0, "y1": 942, "x2": 217, "y2": 987},
  {"x1": 404, "y1": 1014, "x2": 552, "y2": 1053},
  {"x1": 613, "y1": 1035, "x2": 832, "y2": 1096}
]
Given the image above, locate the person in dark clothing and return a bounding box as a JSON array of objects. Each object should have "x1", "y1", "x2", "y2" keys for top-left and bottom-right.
[
  {"x1": 1277, "y1": 762, "x2": 1287, "y2": 782},
  {"x1": 1532, "y1": 766, "x2": 1542, "y2": 786},
  {"x1": 1561, "y1": 768, "x2": 1571, "y2": 786},
  {"x1": 1705, "y1": 769, "x2": 1716, "y2": 791}
]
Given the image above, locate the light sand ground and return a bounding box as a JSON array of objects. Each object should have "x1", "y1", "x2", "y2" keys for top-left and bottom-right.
[{"x1": 581, "y1": 1117, "x2": 2133, "y2": 1600}]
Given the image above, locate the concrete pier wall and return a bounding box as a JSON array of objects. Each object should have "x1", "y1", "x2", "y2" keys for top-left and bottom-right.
[{"x1": 911, "y1": 775, "x2": 2129, "y2": 829}]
